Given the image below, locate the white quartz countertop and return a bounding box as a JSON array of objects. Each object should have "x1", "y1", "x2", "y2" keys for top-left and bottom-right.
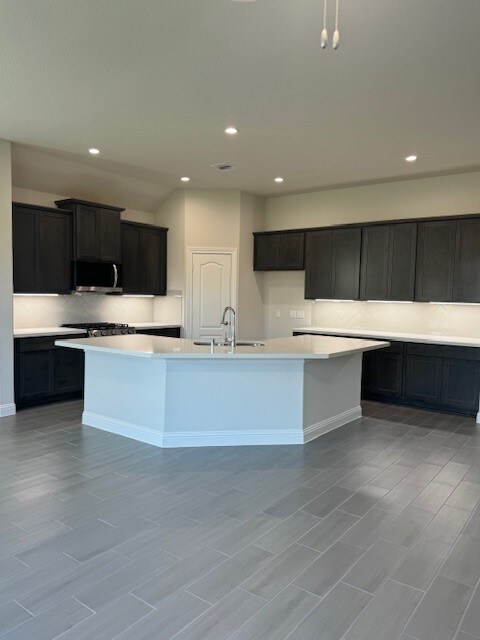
[
  {"x1": 55, "y1": 333, "x2": 389, "y2": 360},
  {"x1": 14, "y1": 327, "x2": 88, "y2": 338},
  {"x1": 295, "y1": 327, "x2": 480, "y2": 348}
]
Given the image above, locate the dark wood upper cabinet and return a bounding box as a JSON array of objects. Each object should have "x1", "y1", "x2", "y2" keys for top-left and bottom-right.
[
  {"x1": 121, "y1": 224, "x2": 143, "y2": 293},
  {"x1": 305, "y1": 228, "x2": 360, "y2": 299},
  {"x1": 121, "y1": 222, "x2": 168, "y2": 295},
  {"x1": 305, "y1": 230, "x2": 333, "y2": 299},
  {"x1": 98, "y1": 208, "x2": 122, "y2": 262},
  {"x1": 56, "y1": 199, "x2": 123, "y2": 263},
  {"x1": 331, "y1": 228, "x2": 361, "y2": 299},
  {"x1": 254, "y1": 234, "x2": 278, "y2": 270},
  {"x1": 36, "y1": 210, "x2": 72, "y2": 293},
  {"x1": 74, "y1": 204, "x2": 97, "y2": 260},
  {"x1": 415, "y1": 220, "x2": 456, "y2": 302},
  {"x1": 143, "y1": 227, "x2": 167, "y2": 295},
  {"x1": 12, "y1": 203, "x2": 72, "y2": 294},
  {"x1": 360, "y1": 225, "x2": 390, "y2": 300},
  {"x1": 453, "y1": 219, "x2": 480, "y2": 303},
  {"x1": 12, "y1": 205, "x2": 37, "y2": 293},
  {"x1": 360, "y1": 222, "x2": 417, "y2": 301},
  {"x1": 254, "y1": 232, "x2": 304, "y2": 271},
  {"x1": 389, "y1": 223, "x2": 417, "y2": 300}
]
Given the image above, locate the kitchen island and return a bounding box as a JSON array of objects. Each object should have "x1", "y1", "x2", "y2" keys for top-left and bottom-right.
[{"x1": 55, "y1": 334, "x2": 388, "y2": 447}]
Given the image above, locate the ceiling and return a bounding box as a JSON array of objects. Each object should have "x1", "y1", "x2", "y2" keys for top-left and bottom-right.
[{"x1": 2, "y1": 0, "x2": 480, "y2": 211}]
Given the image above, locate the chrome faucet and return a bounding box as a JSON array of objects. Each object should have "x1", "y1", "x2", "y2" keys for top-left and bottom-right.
[{"x1": 220, "y1": 306, "x2": 237, "y2": 348}]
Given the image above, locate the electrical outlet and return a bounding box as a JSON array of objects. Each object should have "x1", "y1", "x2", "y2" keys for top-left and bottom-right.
[
  {"x1": 297, "y1": 310, "x2": 305, "y2": 319},
  {"x1": 289, "y1": 310, "x2": 296, "y2": 319},
  {"x1": 275, "y1": 309, "x2": 281, "y2": 318}
]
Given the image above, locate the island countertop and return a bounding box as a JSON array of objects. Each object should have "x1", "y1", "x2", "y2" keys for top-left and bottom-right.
[{"x1": 55, "y1": 333, "x2": 389, "y2": 360}]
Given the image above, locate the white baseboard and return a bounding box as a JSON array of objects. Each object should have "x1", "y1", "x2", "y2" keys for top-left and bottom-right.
[
  {"x1": 82, "y1": 411, "x2": 304, "y2": 447},
  {"x1": 303, "y1": 406, "x2": 362, "y2": 443},
  {"x1": 0, "y1": 403, "x2": 16, "y2": 417}
]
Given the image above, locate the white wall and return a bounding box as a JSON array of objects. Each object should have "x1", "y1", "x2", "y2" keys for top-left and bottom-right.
[
  {"x1": 263, "y1": 171, "x2": 480, "y2": 338},
  {"x1": 0, "y1": 141, "x2": 15, "y2": 416},
  {"x1": 265, "y1": 171, "x2": 480, "y2": 230},
  {"x1": 155, "y1": 188, "x2": 265, "y2": 338},
  {"x1": 185, "y1": 190, "x2": 241, "y2": 248},
  {"x1": 238, "y1": 193, "x2": 265, "y2": 339},
  {"x1": 12, "y1": 186, "x2": 156, "y2": 226}
]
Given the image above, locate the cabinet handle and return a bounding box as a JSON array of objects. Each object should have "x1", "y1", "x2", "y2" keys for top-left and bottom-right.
[{"x1": 113, "y1": 264, "x2": 118, "y2": 289}]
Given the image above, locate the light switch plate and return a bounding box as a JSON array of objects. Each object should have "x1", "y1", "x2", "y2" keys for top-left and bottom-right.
[
  {"x1": 297, "y1": 310, "x2": 305, "y2": 319},
  {"x1": 289, "y1": 310, "x2": 296, "y2": 318},
  {"x1": 275, "y1": 309, "x2": 281, "y2": 318}
]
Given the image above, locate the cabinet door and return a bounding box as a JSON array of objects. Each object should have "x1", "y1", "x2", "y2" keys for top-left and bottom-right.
[
  {"x1": 278, "y1": 233, "x2": 304, "y2": 269},
  {"x1": 360, "y1": 225, "x2": 390, "y2": 300},
  {"x1": 12, "y1": 207, "x2": 37, "y2": 293},
  {"x1": 361, "y1": 350, "x2": 377, "y2": 396},
  {"x1": 16, "y1": 348, "x2": 55, "y2": 405},
  {"x1": 404, "y1": 355, "x2": 443, "y2": 405},
  {"x1": 254, "y1": 234, "x2": 278, "y2": 270},
  {"x1": 304, "y1": 230, "x2": 333, "y2": 299},
  {"x1": 54, "y1": 348, "x2": 84, "y2": 394},
  {"x1": 453, "y1": 219, "x2": 480, "y2": 303},
  {"x1": 388, "y1": 223, "x2": 417, "y2": 301},
  {"x1": 36, "y1": 211, "x2": 72, "y2": 293},
  {"x1": 75, "y1": 205, "x2": 98, "y2": 260},
  {"x1": 415, "y1": 220, "x2": 456, "y2": 302},
  {"x1": 331, "y1": 228, "x2": 361, "y2": 299},
  {"x1": 442, "y1": 358, "x2": 480, "y2": 414},
  {"x1": 98, "y1": 208, "x2": 122, "y2": 262},
  {"x1": 375, "y1": 351, "x2": 404, "y2": 398},
  {"x1": 121, "y1": 224, "x2": 143, "y2": 293},
  {"x1": 143, "y1": 229, "x2": 167, "y2": 295}
]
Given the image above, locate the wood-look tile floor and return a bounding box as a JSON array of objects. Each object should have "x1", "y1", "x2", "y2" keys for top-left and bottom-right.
[{"x1": 1, "y1": 400, "x2": 480, "y2": 639}]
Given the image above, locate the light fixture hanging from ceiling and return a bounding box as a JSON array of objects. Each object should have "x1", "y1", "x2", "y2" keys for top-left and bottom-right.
[{"x1": 321, "y1": 0, "x2": 340, "y2": 50}]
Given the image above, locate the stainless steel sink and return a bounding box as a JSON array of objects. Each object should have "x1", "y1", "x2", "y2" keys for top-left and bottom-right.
[{"x1": 193, "y1": 340, "x2": 265, "y2": 347}]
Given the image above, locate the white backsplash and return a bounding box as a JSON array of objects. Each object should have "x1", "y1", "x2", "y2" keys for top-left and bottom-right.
[
  {"x1": 311, "y1": 301, "x2": 480, "y2": 338},
  {"x1": 14, "y1": 294, "x2": 154, "y2": 328},
  {"x1": 153, "y1": 293, "x2": 183, "y2": 326}
]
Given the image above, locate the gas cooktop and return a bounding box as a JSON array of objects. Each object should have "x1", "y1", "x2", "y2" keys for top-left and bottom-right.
[{"x1": 61, "y1": 323, "x2": 136, "y2": 337}]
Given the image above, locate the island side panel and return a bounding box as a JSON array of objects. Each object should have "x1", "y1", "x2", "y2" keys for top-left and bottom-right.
[
  {"x1": 162, "y1": 359, "x2": 306, "y2": 446},
  {"x1": 302, "y1": 352, "x2": 363, "y2": 442},
  {"x1": 82, "y1": 351, "x2": 168, "y2": 445}
]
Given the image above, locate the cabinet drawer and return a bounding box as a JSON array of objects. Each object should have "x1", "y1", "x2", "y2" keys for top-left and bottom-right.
[
  {"x1": 16, "y1": 337, "x2": 55, "y2": 353},
  {"x1": 406, "y1": 343, "x2": 480, "y2": 361}
]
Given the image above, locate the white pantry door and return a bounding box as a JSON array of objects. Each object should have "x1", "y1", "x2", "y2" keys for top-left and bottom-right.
[{"x1": 191, "y1": 252, "x2": 233, "y2": 340}]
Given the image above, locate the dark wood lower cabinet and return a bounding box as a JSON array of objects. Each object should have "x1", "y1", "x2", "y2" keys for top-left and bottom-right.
[
  {"x1": 404, "y1": 355, "x2": 443, "y2": 405},
  {"x1": 442, "y1": 358, "x2": 480, "y2": 413},
  {"x1": 295, "y1": 331, "x2": 480, "y2": 416},
  {"x1": 15, "y1": 336, "x2": 85, "y2": 409},
  {"x1": 136, "y1": 327, "x2": 181, "y2": 338}
]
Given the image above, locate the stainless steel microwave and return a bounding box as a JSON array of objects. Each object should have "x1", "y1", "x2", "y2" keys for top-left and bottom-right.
[{"x1": 72, "y1": 260, "x2": 123, "y2": 293}]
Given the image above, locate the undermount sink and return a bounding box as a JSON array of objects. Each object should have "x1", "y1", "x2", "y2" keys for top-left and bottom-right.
[{"x1": 194, "y1": 340, "x2": 266, "y2": 347}]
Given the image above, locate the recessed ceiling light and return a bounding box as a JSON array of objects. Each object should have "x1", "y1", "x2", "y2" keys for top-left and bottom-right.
[
  {"x1": 274, "y1": 177, "x2": 284, "y2": 183},
  {"x1": 225, "y1": 127, "x2": 239, "y2": 135},
  {"x1": 405, "y1": 155, "x2": 417, "y2": 162},
  {"x1": 88, "y1": 148, "x2": 100, "y2": 155},
  {"x1": 180, "y1": 176, "x2": 190, "y2": 182}
]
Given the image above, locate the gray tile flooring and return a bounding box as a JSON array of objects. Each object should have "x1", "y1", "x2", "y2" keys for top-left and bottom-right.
[{"x1": 1, "y1": 401, "x2": 480, "y2": 639}]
